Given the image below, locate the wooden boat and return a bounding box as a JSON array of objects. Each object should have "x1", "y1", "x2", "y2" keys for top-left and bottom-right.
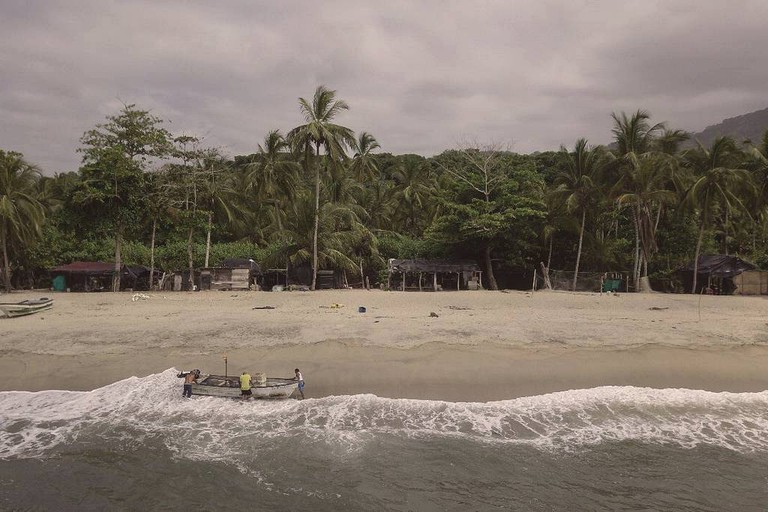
[
  {"x1": 191, "y1": 373, "x2": 298, "y2": 399},
  {"x1": 0, "y1": 297, "x2": 53, "y2": 318}
]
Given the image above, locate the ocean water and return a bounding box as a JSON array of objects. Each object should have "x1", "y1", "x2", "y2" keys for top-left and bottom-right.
[{"x1": 1, "y1": 370, "x2": 767, "y2": 511}]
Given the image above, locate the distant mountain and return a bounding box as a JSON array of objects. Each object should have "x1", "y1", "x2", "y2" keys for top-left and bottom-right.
[{"x1": 685, "y1": 107, "x2": 768, "y2": 148}]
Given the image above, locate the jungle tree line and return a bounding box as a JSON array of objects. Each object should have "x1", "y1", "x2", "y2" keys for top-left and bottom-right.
[{"x1": 2, "y1": 86, "x2": 768, "y2": 293}]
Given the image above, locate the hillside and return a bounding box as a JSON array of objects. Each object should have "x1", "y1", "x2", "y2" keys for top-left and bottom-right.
[{"x1": 685, "y1": 107, "x2": 768, "y2": 148}]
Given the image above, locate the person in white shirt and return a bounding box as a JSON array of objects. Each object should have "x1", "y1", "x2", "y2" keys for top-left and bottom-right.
[{"x1": 294, "y1": 368, "x2": 305, "y2": 399}]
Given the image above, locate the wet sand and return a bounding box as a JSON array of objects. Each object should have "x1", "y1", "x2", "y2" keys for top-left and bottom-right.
[{"x1": 2, "y1": 289, "x2": 768, "y2": 400}]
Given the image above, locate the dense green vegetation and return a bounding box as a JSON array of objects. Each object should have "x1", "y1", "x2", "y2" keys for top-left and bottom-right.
[{"x1": 2, "y1": 87, "x2": 768, "y2": 293}]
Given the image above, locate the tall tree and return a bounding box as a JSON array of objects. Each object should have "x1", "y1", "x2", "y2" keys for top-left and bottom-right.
[
  {"x1": 613, "y1": 152, "x2": 677, "y2": 289},
  {"x1": 682, "y1": 137, "x2": 753, "y2": 293},
  {"x1": 287, "y1": 86, "x2": 355, "y2": 290},
  {"x1": 433, "y1": 142, "x2": 518, "y2": 289},
  {"x1": 78, "y1": 104, "x2": 172, "y2": 291},
  {"x1": 391, "y1": 155, "x2": 437, "y2": 236},
  {"x1": 553, "y1": 139, "x2": 606, "y2": 291},
  {"x1": 199, "y1": 149, "x2": 235, "y2": 268},
  {"x1": 610, "y1": 109, "x2": 665, "y2": 289},
  {"x1": 247, "y1": 130, "x2": 299, "y2": 233},
  {"x1": 349, "y1": 132, "x2": 381, "y2": 182},
  {"x1": 0, "y1": 151, "x2": 45, "y2": 291}
]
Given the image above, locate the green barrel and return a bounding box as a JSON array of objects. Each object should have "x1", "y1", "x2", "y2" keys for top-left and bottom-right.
[{"x1": 52, "y1": 275, "x2": 66, "y2": 292}]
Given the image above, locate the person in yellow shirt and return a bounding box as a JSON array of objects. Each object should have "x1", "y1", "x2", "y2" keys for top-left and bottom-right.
[{"x1": 240, "y1": 371, "x2": 252, "y2": 400}]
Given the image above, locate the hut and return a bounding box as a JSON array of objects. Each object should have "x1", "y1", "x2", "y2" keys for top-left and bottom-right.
[
  {"x1": 732, "y1": 270, "x2": 768, "y2": 295},
  {"x1": 387, "y1": 259, "x2": 482, "y2": 291},
  {"x1": 50, "y1": 261, "x2": 149, "y2": 291},
  {"x1": 678, "y1": 254, "x2": 756, "y2": 294}
]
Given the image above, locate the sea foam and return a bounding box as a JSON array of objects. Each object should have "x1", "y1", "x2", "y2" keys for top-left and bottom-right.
[{"x1": 1, "y1": 369, "x2": 767, "y2": 460}]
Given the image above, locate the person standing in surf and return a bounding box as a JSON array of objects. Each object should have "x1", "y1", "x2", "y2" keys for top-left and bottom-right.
[
  {"x1": 178, "y1": 369, "x2": 199, "y2": 398},
  {"x1": 294, "y1": 368, "x2": 305, "y2": 399},
  {"x1": 240, "y1": 371, "x2": 252, "y2": 400}
]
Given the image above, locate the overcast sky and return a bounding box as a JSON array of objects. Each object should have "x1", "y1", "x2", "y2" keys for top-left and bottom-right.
[{"x1": 2, "y1": 0, "x2": 767, "y2": 173}]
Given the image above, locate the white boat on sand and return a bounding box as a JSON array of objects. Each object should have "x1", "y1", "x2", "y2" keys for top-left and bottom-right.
[
  {"x1": 190, "y1": 373, "x2": 298, "y2": 399},
  {"x1": 0, "y1": 297, "x2": 53, "y2": 318}
]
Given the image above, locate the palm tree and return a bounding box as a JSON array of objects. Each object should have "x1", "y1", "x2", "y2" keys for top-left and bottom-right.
[
  {"x1": 553, "y1": 139, "x2": 606, "y2": 291},
  {"x1": 287, "y1": 86, "x2": 355, "y2": 290},
  {"x1": 265, "y1": 191, "x2": 369, "y2": 280},
  {"x1": 611, "y1": 110, "x2": 664, "y2": 156},
  {"x1": 744, "y1": 130, "x2": 768, "y2": 251},
  {"x1": 359, "y1": 178, "x2": 395, "y2": 231},
  {"x1": 682, "y1": 137, "x2": 753, "y2": 293},
  {"x1": 199, "y1": 150, "x2": 236, "y2": 268},
  {"x1": 247, "y1": 130, "x2": 299, "y2": 232},
  {"x1": 0, "y1": 151, "x2": 45, "y2": 291},
  {"x1": 610, "y1": 109, "x2": 665, "y2": 289},
  {"x1": 349, "y1": 132, "x2": 381, "y2": 182},
  {"x1": 613, "y1": 152, "x2": 677, "y2": 289},
  {"x1": 391, "y1": 156, "x2": 437, "y2": 236}
]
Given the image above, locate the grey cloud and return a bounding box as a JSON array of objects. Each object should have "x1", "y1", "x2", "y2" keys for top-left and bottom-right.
[{"x1": 1, "y1": 0, "x2": 768, "y2": 173}]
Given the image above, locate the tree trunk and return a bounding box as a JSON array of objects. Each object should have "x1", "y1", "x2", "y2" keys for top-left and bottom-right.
[
  {"x1": 275, "y1": 199, "x2": 283, "y2": 232},
  {"x1": 149, "y1": 218, "x2": 157, "y2": 290},
  {"x1": 723, "y1": 208, "x2": 729, "y2": 255},
  {"x1": 632, "y1": 208, "x2": 640, "y2": 291},
  {"x1": 204, "y1": 210, "x2": 213, "y2": 268},
  {"x1": 691, "y1": 221, "x2": 706, "y2": 294},
  {"x1": 546, "y1": 235, "x2": 553, "y2": 270},
  {"x1": 1, "y1": 230, "x2": 11, "y2": 292},
  {"x1": 187, "y1": 226, "x2": 195, "y2": 291},
  {"x1": 572, "y1": 209, "x2": 586, "y2": 291},
  {"x1": 484, "y1": 245, "x2": 498, "y2": 290},
  {"x1": 112, "y1": 225, "x2": 122, "y2": 292},
  {"x1": 311, "y1": 144, "x2": 321, "y2": 291}
]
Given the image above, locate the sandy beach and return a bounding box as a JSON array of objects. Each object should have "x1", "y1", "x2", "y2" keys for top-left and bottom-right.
[{"x1": 2, "y1": 289, "x2": 768, "y2": 400}]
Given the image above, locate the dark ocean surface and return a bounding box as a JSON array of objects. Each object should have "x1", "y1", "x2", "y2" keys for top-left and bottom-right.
[{"x1": 1, "y1": 369, "x2": 767, "y2": 511}]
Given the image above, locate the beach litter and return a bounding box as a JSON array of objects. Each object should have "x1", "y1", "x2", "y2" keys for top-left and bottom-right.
[
  {"x1": 429, "y1": 312, "x2": 439, "y2": 317},
  {"x1": 649, "y1": 307, "x2": 669, "y2": 311},
  {"x1": 253, "y1": 306, "x2": 276, "y2": 310},
  {"x1": 131, "y1": 293, "x2": 150, "y2": 302},
  {"x1": 320, "y1": 303, "x2": 344, "y2": 309}
]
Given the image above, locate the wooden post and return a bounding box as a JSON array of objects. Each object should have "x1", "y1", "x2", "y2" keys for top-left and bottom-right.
[
  {"x1": 457, "y1": 272, "x2": 461, "y2": 290},
  {"x1": 402, "y1": 272, "x2": 406, "y2": 291},
  {"x1": 532, "y1": 269, "x2": 537, "y2": 291},
  {"x1": 419, "y1": 272, "x2": 423, "y2": 291},
  {"x1": 433, "y1": 272, "x2": 437, "y2": 291}
]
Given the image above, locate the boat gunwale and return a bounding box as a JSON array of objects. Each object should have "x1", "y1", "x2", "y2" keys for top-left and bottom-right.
[{"x1": 196, "y1": 374, "x2": 297, "y2": 390}]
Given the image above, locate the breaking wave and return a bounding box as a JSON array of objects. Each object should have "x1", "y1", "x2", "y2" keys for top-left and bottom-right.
[{"x1": 2, "y1": 369, "x2": 768, "y2": 461}]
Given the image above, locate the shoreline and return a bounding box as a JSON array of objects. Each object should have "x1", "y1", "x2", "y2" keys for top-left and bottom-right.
[
  {"x1": 2, "y1": 290, "x2": 768, "y2": 400},
  {"x1": 3, "y1": 343, "x2": 768, "y2": 401}
]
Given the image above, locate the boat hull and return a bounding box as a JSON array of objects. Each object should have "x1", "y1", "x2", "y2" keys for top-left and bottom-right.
[
  {"x1": 0, "y1": 298, "x2": 53, "y2": 318},
  {"x1": 191, "y1": 374, "x2": 298, "y2": 399}
]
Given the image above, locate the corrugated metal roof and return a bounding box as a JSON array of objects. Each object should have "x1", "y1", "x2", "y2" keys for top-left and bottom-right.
[
  {"x1": 389, "y1": 259, "x2": 481, "y2": 273},
  {"x1": 50, "y1": 261, "x2": 116, "y2": 273}
]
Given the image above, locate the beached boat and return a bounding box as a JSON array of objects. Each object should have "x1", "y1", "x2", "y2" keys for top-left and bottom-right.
[
  {"x1": 0, "y1": 297, "x2": 53, "y2": 318},
  {"x1": 191, "y1": 373, "x2": 298, "y2": 399}
]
